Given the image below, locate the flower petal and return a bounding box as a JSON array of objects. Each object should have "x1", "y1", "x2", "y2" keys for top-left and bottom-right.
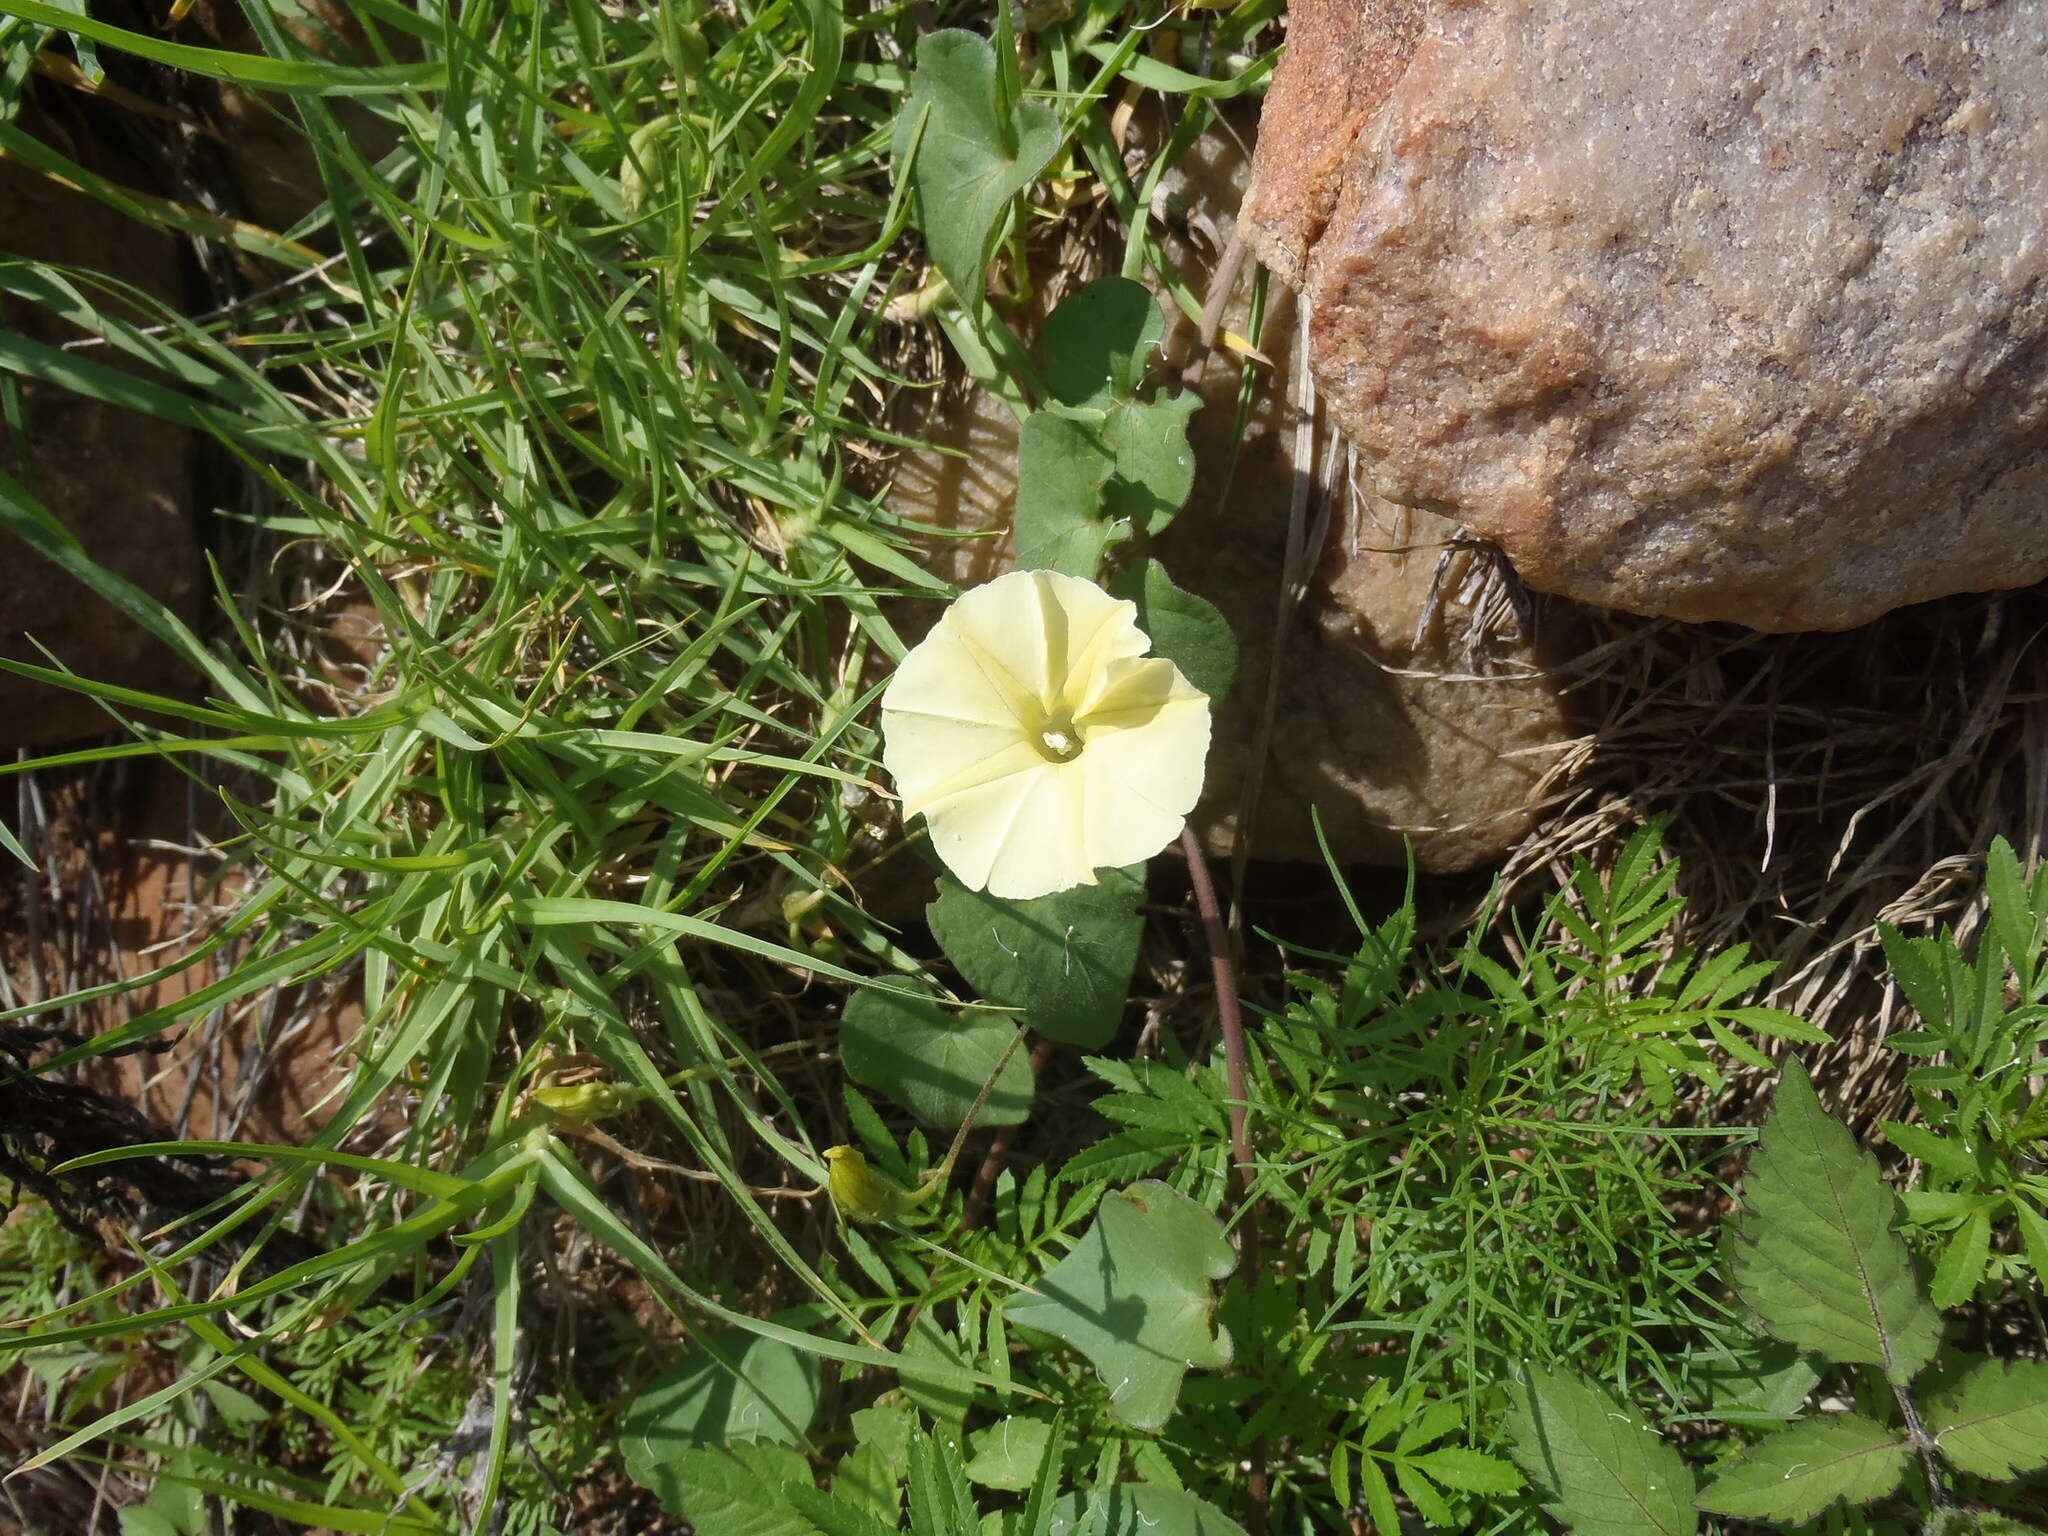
[
  {"x1": 881, "y1": 588, "x2": 1038, "y2": 819},
  {"x1": 1075, "y1": 654, "x2": 1207, "y2": 729},
  {"x1": 881, "y1": 568, "x2": 1214, "y2": 898},
  {"x1": 885, "y1": 723, "x2": 1041, "y2": 822},
  {"x1": 881, "y1": 618, "x2": 1025, "y2": 730},
  {"x1": 944, "y1": 569, "x2": 1147, "y2": 713},
  {"x1": 1077, "y1": 690, "x2": 1211, "y2": 871},
  {"x1": 920, "y1": 761, "x2": 1097, "y2": 899}
]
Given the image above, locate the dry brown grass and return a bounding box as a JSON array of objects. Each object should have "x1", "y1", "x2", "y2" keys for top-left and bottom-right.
[{"x1": 1476, "y1": 578, "x2": 2048, "y2": 1127}]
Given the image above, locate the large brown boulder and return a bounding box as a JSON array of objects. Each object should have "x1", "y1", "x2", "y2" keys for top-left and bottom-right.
[{"x1": 1242, "y1": 0, "x2": 2048, "y2": 632}]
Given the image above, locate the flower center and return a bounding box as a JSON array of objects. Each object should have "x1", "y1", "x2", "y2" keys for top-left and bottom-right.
[{"x1": 1034, "y1": 710, "x2": 1086, "y2": 764}]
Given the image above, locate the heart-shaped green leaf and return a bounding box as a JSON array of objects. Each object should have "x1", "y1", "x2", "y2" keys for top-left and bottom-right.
[
  {"x1": 891, "y1": 30, "x2": 1058, "y2": 314},
  {"x1": 840, "y1": 986, "x2": 1033, "y2": 1129},
  {"x1": 1117, "y1": 559, "x2": 1238, "y2": 703},
  {"x1": 1007, "y1": 1180, "x2": 1234, "y2": 1429},
  {"x1": 927, "y1": 864, "x2": 1144, "y2": 1047},
  {"x1": 1043, "y1": 276, "x2": 1165, "y2": 408},
  {"x1": 1097, "y1": 393, "x2": 1198, "y2": 537},
  {"x1": 1013, "y1": 409, "x2": 1120, "y2": 577}
]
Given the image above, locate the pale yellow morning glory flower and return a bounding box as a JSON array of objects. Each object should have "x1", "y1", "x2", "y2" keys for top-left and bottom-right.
[{"x1": 880, "y1": 569, "x2": 1212, "y2": 901}]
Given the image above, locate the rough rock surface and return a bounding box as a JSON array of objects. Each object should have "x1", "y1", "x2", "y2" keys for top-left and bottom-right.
[
  {"x1": 1, "y1": 105, "x2": 200, "y2": 750},
  {"x1": 1241, "y1": 0, "x2": 2048, "y2": 632},
  {"x1": 888, "y1": 110, "x2": 1579, "y2": 871}
]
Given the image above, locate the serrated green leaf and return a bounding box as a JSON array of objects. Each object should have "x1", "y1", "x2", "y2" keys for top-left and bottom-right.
[
  {"x1": 1882, "y1": 1121, "x2": 1980, "y2": 1181},
  {"x1": 1008, "y1": 1181, "x2": 1235, "y2": 1430},
  {"x1": 833, "y1": 1402, "x2": 916, "y2": 1521},
  {"x1": 1116, "y1": 560, "x2": 1237, "y2": 704},
  {"x1": 1360, "y1": 1455, "x2": 1401, "y2": 1536},
  {"x1": 657, "y1": 1441, "x2": 822, "y2": 1531},
  {"x1": 1901, "y1": 1189, "x2": 1987, "y2": 1222},
  {"x1": 1016, "y1": 1409, "x2": 1069, "y2": 1536},
  {"x1": 1984, "y1": 837, "x2": 2043, "y2": 986},
  {"x1": 1043, "y1": 1483, "x2": 1246, "y2": 1536},
  {"x1": 2014, "y1": 1200, "x2": 2048, "y2": 1289},
  {"x1": 1731, "y1": 1060, "x2": 1942, "y2": 1381},
  {"x1": 1505, "y1": 1367, "x2": 1696, "y2": 1536},
  {"x1": 783, "y1": 1485, "x2": 898, "y2": 1536},
  {"x1": 841, "y1": 988, "x2": 1033, "y2": 1129},
  {"x1": 891, "y1": 31, "x2": 1059, "y2": 313},
  {"x1": 1394, "y1": 1397, "x2": 1465, "y2": 1455},
  {"x1": 907, "y1": 1429, "x2": 977, "y2": 1536},
  {"x1": 1056, "y1": 1128, "x2": 1182, "y2": 1187},
  {"x1": 1695, "y1": 1415, "x2": 1908, "y2": 1524},
  {"x1": 1929, "y1": 1206, "x2": 1994, "y2": 1309},
  {"x1": 928, "y1": 865, "x2": 1144, "y2": 1047},
  {"x1": 899, "y1": 1313, "x2": 976, "y2": 1432},
  {"x1": 1412, "y1": 1447, "x2": 1524, "y2": 1496},
  {"x1": 1881, "y1": 925, "x2": 1954, "y2": 1034},
  {"x1": 1925, "y1": 1357, "x2": 2048, "y2": 1478},
  {"x1": 1094, "y1": 1092, "x2": 1208, "y2": 1133},
  {"x1": 1395, "y1": 1462, "x2": 1455, "y2": 1527}
]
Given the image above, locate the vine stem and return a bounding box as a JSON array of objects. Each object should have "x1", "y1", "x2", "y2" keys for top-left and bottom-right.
[
  {"x1": 1182, "y1": 826, "x2": 1256, "y2": 1192},
  {"x1": 1181, "y1": 825, "x2": 1270, "y2": 1535},
  {"x1": 1892, "y1": 1378, "x2": 1949, "y2": 1509},
  {"x1": 920, "y1": 1021, "x2": 1032, "y2": 1197},
  {"x1": 957, "y1": 1037, "x2": 1057, "y2": 1234},
  {"x1": 1179, "y1": 229, "x2": 1248, "y2": 390}
]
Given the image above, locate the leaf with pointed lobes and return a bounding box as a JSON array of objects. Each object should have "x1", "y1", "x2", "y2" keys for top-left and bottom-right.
[
  {"x1": 1505, "y1": 1366, "x2": 1696, "y2": 1536},
  {"x1": 1696, "y1": 1414, "x2": 1909, "y2": 1524},
  {"x1": 1731, "y1": 1059, "x2": 1942, "y2": 1382},
  {"x1": 1007, "y1": 1180, "x2": 1234, "y2": 1430}
]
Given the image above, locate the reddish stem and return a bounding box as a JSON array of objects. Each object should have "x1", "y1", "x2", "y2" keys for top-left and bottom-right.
[
  {"x1": 1181, "y1": 826, "x2": 1255, "y2": 1191},
  {"x1": 1180, "y1": 826, "x2": 1270, "y2": 1536},
  {"x1": 958, "y1": 1037, "x2": 1057, "y2": 1234}
]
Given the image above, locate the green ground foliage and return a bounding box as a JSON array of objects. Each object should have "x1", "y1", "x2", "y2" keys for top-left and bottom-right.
[{"x1": 1, "y1": 3, "x2": 2044, "y2": 1534}]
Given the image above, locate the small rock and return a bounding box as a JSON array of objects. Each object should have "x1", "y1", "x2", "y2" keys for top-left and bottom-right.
[
  {"x1": 0, "y1": 104, "x2": 199, "y2": 750},
  {"x1": 1242, "y1": 0, "x2": 2048, "y2": 631},
  {"x1": 1166, "y1": 483, "x2": 1579, "y2": 873}
]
